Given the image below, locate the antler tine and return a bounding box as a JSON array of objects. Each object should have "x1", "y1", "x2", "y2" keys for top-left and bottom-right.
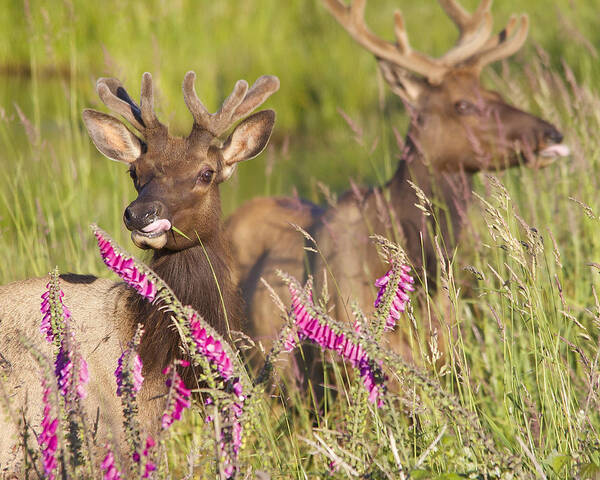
[
  {"x1": 139, "y1": 72, "x2": 162, "y2": 129},
  {"x1": 323, "y1": 0, "x2": 447, "y2": 84},
  {"x1": 184, "y1": 73, "x2": 279, "y2": 137},
  {"x1": 209, "y1": 80, "x2": 250, "y2": 136},
  {"x1": 438, "y1": 0, "x2": 494, "y2": 65},
  {"x1": 183, "y1": 71, "x2": 213, "y2": 131},
  {"x1": 228, "y1": 75, "x2": 280, "y2": 125},
  {"x1": 479, "y1": 15, "x2": 518, "y2": 52},
  {"x1": 473, "y1": 15, "x2": 529, "y2": 72},
  {"x1": 393, "y1": 11, "x2": 411, "y2": 55},
  {"x1": 96, "y1": 78, "x2": 146, "y2": 131},
  {"x1": 438, "y1": 0, "x2": 492, "y2": 37}
]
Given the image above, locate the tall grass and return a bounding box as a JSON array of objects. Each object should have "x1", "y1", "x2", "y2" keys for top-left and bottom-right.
[{"x1": 1, "y1": 0, "x2": 600, "y2": 478}]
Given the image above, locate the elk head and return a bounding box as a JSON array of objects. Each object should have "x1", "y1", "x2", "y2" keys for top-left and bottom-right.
[
  {"x1": 83, "y1": 72, "x2": 279, "y2": 251},
  {"x1": 323, "y1": 0, "x2": 570, "y2": 172}
]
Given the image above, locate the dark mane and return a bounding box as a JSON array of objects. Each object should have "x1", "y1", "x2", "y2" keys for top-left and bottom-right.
[{"x1": 128, "y1": 231, "x2": 242, "y2": 387}]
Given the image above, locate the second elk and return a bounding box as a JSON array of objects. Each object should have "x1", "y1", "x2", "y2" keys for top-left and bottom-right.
[{"x1": 226, "y1": 0, "x2": 570, "y2": 363}]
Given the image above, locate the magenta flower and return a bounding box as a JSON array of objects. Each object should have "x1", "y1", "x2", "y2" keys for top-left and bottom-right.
[
  {"x1": 189, "y1": 312, "x2": 233, "y2": 379},
  {"x1": 283, "y1": 330, "x2": 297, "y2": 353},
  {"x1": 38, "y1": 381, "x2": 58, "y2": 480},
  {"x1": 101, "y1": 446, "x2": 122, "y2": 480},
  {"x1": 94, "y1": 230, "x2": 157, "y2": 301},
  {"x1": 374, "y1": 264, "x2": 414, "y2": 331},
  {"x1": 289, "y1": 284, "x2": 387, "y2": 406},
  {"x1": 218, "y1": 394, "x2": 244, "y2": 478},
  {"x1": 54, "y1": 339, "x2": 89, "y2": 401},
  {"x1": 40, "y1": 281, "x2": 71, "y2": 343},
  {"x1": 132, "y1": 435, "x2": 156, "y2": 478},
  {"x1": 77, "y1": 358, "x2": 89, "y2": 399},
  {"x1": 143, "y1": 460, "x2": 157, "y2": 479},
  {"x1": 115, "y1": 348, "x2": 144, "y2": 397},
  {"x1": 161, "y1": 362, "x2": 192, "y2": 430},
  {"x1": 188, "y1": 311, "x2": 244, "y2": 477}
]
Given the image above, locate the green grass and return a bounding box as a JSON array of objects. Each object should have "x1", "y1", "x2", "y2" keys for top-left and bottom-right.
[{"x1": 1, "y1": 0, "x2": 600, "y2": 478}]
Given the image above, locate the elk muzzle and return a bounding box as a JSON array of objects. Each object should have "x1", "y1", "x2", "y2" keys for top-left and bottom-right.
[
  {"x1": 529, "y1": 122, "x2": 570, "y2": 168},
  {"x1": 123, "y1": 200, "x2": 172, "y2": 250}
]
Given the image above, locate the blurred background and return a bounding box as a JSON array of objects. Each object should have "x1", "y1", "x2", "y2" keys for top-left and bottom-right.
[{"x1": 0, "y1": 0, "x2": 598, "y2": 279}]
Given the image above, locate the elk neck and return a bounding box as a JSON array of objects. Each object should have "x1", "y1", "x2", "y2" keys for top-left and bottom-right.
[
  {"x1": 125, "y1": 227, "x2": 241, "y2": 382},
  {"x1": 385, "y1": 130, "x2": 474, "y2": 279}
]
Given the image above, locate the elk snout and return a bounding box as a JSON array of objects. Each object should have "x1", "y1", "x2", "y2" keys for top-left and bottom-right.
[
  {"x1": 125, "y1": 200, "x2": 172, "y2": 250},
  {"x1": 535, "y1": 122, "x2": 570, "y2": 163},
  {"x1": 123, "y1": 201, "x2": 164, "y2": 232},
  {"x1": 543, "y1": 125, "x2": 563, "y2": 145}
]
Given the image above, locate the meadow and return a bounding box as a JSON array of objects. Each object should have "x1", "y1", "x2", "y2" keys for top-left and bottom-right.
[{"x1": 1, "y1": 0, "x2": 600, "y2": 478}]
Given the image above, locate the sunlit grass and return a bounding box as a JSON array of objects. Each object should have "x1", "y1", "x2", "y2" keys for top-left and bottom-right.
[{"x1": 1, "y1": 0, "x2": 600, "y2": 478}]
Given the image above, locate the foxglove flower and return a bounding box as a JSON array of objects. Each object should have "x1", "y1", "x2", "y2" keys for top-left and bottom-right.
[
  {"x1": 39, "y1": 381, "x2": 58, "y2": 480},
  {"x1": 188, "y1": 311, "x2": 245, "y2": 477},
  {"x1": 289, "y1": 284, "x2": 387, "y2": 406},
  {"x1": 161, "y1": 361, "x2": 192, "y2": 430},
  {"x1": 282, "y1": 287, "x2": 312, "y2": 352},
  {"x1": 40, "y1": 276, "x2": 71, "y2": 344},
  {"x1": 115, "y1": 349, "x2": 144, "y2": 397},
  {"x1": 77, "y1": 359, "x2": 89, "y2": 399},
  {"x1": 132, "y1": 436, "x2": 156, "y2": 478},
  {"x1": 55, "y1": 340, "x2": 89, "y2": 400},
  {"x1": 94, "y1": 227, "x2": 246, "y2": 479},
  {"x1": 374, "y1": 264, "x2": 414, "y2": 331},
  {"x1": 101, "y1": 447, "x2": 122, "y2": 480},
  {"x1": 283, "y1": 330, "x2": 297, "y2": 353},
  {"x1": 94, "y1": 229, "x2": 157, "y2": 301},
  {"x1": 113, "y1": 327, "x2": 145, "y2": 456},
  {"x1": 189, "y1": 312, "x2": 233, "y2": 379}
]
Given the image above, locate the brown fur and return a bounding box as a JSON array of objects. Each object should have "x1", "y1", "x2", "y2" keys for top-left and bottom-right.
[
  {"x1": 134, "y1": 233, "x2": 242, "y2": 386},
  {"x1": 225, "y1": 2, "x2": 568, "y2": 368},
  {"x1": 0, "y1": 71, "x2": 277, "y2": 476}
]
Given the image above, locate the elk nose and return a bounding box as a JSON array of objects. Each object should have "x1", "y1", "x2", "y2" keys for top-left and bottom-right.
[
  {"x1": 123, "y1": 202, "x2": 162, "y2": 231},
  {"x1": 544, "y1": 126, "x2": 563, "y2": 144}
]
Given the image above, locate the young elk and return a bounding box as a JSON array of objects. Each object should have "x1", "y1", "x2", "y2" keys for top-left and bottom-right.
[
  {"x1": 226, "y1": 0, "x2": 569, "y2": 362},
  {"x1": 0, "y1": 71, "x2": 278, "y2": 472}
]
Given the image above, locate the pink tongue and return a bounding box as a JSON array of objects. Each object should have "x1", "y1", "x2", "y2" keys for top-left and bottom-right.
[
  {"x1": 142, "y1": 219, "x2": 172, "y2": 234},
  {"x1": 540, "y1": 144, "x2": 570, "y2": 158}
]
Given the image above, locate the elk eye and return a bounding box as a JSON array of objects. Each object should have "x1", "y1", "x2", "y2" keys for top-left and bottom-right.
[
  {"x1": 197, "y1": 169, "x2": 214, "y2": 184},
  {"x1": 455, "y1": 100, "x2": 475, "y2": 115}
]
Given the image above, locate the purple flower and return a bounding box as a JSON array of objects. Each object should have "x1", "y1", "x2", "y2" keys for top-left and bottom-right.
[
  {"x1": 189, "y1": 312, "x2": 233, "y2": 379},
  {"x1": 218, "y1": 392, "x2": 244, "y2": 478},
  {"x1": 41, "y1": 273, "x2": 89, "y2": 402},
  {"x1": 77, "y1": 359, "x2": 89, "y2": 399},
  {"x1": 101, "y1": 447, "x2": 122, "y2": 480},
  {"x1": 283, "y1": 330, "x2": 297, "y2": 352},
  {"x1": 132, "y1": 436, "x2": 156, "y2": 478},
  {"x1": 40, "y1": 281, "x2": 71, "y2": 343},
  {"x1": 38, "y1": 382, "x2": 58, "y2": 480},
  {"x1": 94, "y1": 230, "x2": 157, "y2": 301},
  {"x1": 54, "y1": 340, "x2": 88, "y2": 401},
  {"x1": 143, "y1": 461, "x2": 157, "y2": 478},
  {"x1": 55, "y1": 346, "x2": 73, "y2": 399},
  {"x1": 374, "y1": 264, "x2": 414, "y2": 331},
  {"x1": 161, "y1": 363, "x2": 192, "y2": 430},
  {"x1": 115, "y1": 349, "x2": 144, "y2": 397},
  {"x1": 188, "y1": 311, "x2": 245, "y2": 478},
  {"x1": 289, "y1": 284, "x2": 387, "y2": 406}
]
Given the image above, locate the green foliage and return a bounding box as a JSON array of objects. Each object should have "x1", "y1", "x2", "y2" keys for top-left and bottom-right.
[{"x1": 1, "y1": 0, "x2": 600, "y2": 478}]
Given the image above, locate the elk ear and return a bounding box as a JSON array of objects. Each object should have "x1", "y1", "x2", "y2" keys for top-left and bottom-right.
[
  {"x1": 377, "y1": 60, "x2": 428, "y2": 106},
  {"x1": 82, "y1": 109, "x2": 143, "y2": 164},
  {"x1": 219, "y1": 110, "x2": 275, "y2": 181}
]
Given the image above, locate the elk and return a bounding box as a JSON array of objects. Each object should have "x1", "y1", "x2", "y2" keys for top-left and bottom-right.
[
  {"x1": 0, "y1": 70, "x2": 278, "y2": 472},
  {"x1": 225, "y1": 0, "x2": 570, "y2": 363}
]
